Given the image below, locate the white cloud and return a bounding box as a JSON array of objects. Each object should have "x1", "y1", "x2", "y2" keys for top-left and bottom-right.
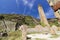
[
  {"x1": 23, "y1": 0, "x2": 28, "y2": 5},
  {"x1": 22, "y1": 0, "x2": 36, "y2": 9},
  {"x1": 28, "y1": 3, "x2": 33, "y2": 8},
  {"x1": 16, "y1": 0, "x2": 19, "y2": 8}
]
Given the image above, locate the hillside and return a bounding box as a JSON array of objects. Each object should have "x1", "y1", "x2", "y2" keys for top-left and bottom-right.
[
  {"x1": 0, "y1": 14, "x2": 60, "y2": 40},
  {"x1": 0, "y1": 14, "x2": 60, "y2": 30},
  {"x1": 0, "y1": 14, "x2": 40, "y2": 40},
  {"x1": 0, "y1": 14, "x2": 40, "y2": 31}
]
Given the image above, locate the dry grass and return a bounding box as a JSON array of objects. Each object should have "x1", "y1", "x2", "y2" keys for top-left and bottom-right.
[{"x1": 0, "y1": 30, "x2": 22, "y2": 40}]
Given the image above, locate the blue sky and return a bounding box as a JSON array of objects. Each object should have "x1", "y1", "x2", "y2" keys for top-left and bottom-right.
[{"x1": 0, "y1": 0, "x2": 55, "y2": 19}]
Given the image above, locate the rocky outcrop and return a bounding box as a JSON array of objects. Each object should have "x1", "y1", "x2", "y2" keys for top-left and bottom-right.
[
  {"x1": 50, "y1": 25, "x2": 58, "y2": 34},
  {"x1": 38, "y1": 5, "x2": 50, "y2": 27},
  {"x1": 19, "y1": 25, "x2": 28, "y2": 40},
  {"x1": 27, "y1": 25, "x2": 43, "y2": 33},
  {"x1": 52, "y1": 1, "x2": 60, "y2": 11}
]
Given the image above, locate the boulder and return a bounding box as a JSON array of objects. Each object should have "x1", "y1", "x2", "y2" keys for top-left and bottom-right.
[
  {"x1": 35, "y1": 25, "x2": 43, "y2": 32},
  {"x1": 27, "y1": 25, "x2": 43, "y2": 33},
  {"x1": 52, "y1": 1, "x2": 60, "y2": 11},
  {"x1": 43, "y1": 26, "x2": 50, "y2": 32},
  {"x1": 50, "y1": 25, "x2": 58, "y2": 34},
  {"x1": 19, "y1": 25, "x2": 28, "y2": 40},
  {"x1": 18, "y1": 25, "x2": 28, "y2": 31},
  {"x1": 50, "y1": 28, "x2": 56, "y2": 35},
  {"x1": 52, "y1": 25, "x2": 58, "y2": 31}
]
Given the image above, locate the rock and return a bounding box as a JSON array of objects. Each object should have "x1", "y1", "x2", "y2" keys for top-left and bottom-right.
[
  {"x1": 4, "y1": 21, "x2": 16, "y2": 32},
  {"x1": 58, "y1": 27, "x2": 60, "y2": 31},
  {"x1": 28, "y1": 25, "x2": 50, "y2": 33},
  {"x1": 52, "y1": 1, "x2": 60, "y2": 11},
  {"x1": 52, "y1": 25, "x2": 58, "y2": 31},
  {"x1": 18, "y1": 25, "x2": 28, "y2": 31},
  {"x1": 19, "y1": 25, "x2": 28, "y2": 40},
  {"x1": 0, "y1": 32, "x2": 3, "y2": 37},
  {"x1": 31, "y1": 38, "x2": 36, "y2": 40},
  {"x1": 35, "y1": 25, "x2": 43, "y2": 32},
  {"x1": 38, "y1": 6, "x2": 50, "y2": 26},
  {"x1": 50, "y1": 25, "x2": 58, "y2": 35},
  {"x1": 2, "y1": 32, "x2": 8, "y2": 37},
  {"x1": 50, "y1": 28, "x2": 56, "y2": 35},
  {"x1": 27, "y1": 28, "x2": 38, "y2": 33},
  {"x1": 27, "y1": 25, "x2": 43, "y2": 33},
  {"x1": 43, "y1": 26, "x2": 50, "y2": 32}
]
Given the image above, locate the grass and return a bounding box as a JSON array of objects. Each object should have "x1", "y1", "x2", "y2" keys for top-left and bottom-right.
[
  {"x1": 0, "y1": 30, "x2": 22, "y2": 40},
  {"x1": 50, "y1": 34, "x2": 60, "y2": 38},
  {"x1": 0, "y1": 37, "x2": 8, "y2": 40},
  {"x1": 35, "y1": 38, "x2": 46, "y2": 40},
  {"x1": 8, "y1": 30, "x2": 22, "y2": 40},
  {"x1": 28, "y1": 32, "x2": 42, "y2": 34}
]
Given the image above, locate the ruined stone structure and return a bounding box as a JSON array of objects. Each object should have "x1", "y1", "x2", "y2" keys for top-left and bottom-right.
[
  {"x1": 47, "y1": 0, "x2": 60, "y2": 19},
  {"x1": 38, "y1": 5, "x2": 56, "y2": 35},
  {"x1": 38, "y1": 5, "x2": 50, "y2": 27},
  {"x1": 52, "y1": 1, "x2": 60, "y2": 19},
  {"x1": 52, "y1": 1, "x2": 60, "y2": 11}
]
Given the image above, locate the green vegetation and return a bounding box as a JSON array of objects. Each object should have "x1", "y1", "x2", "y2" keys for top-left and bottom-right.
[
  {"x1": 0, "y1": 30, "x2": 22, "y2": 40},
  {"x1": 40, "y1": 22, "x2": 46, "y2": 27},
  {"x1": 0, "y1": 14, "x2": 60, "y2": 40},
  {"x1": 0, "y1": 37, "x2": 8, "y2": 40},
  {"x1": 25, "y1": 16, "x2": 36, "y2": 28},
  {"x1": 0, "y1": 14, "x2": 39, "y2": 40},
  {"x1": 50, "y1": 34, "x2": 60, "y2": 38},
  {"x1": 0, "y1": 14, "x2": 39, "y2": 28},
  {"x1": 28, "y1": 32, "x2": 42, "y2": 34},
  {"x1": 35, "y1": 38, "x2": 46, "y2": 40},
  {"x1": 8, "y1": 30, "x2": 22, "y2": 40},
  {"x1": 49, "y1": 19, "x2": 60, "y2": 27}
]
